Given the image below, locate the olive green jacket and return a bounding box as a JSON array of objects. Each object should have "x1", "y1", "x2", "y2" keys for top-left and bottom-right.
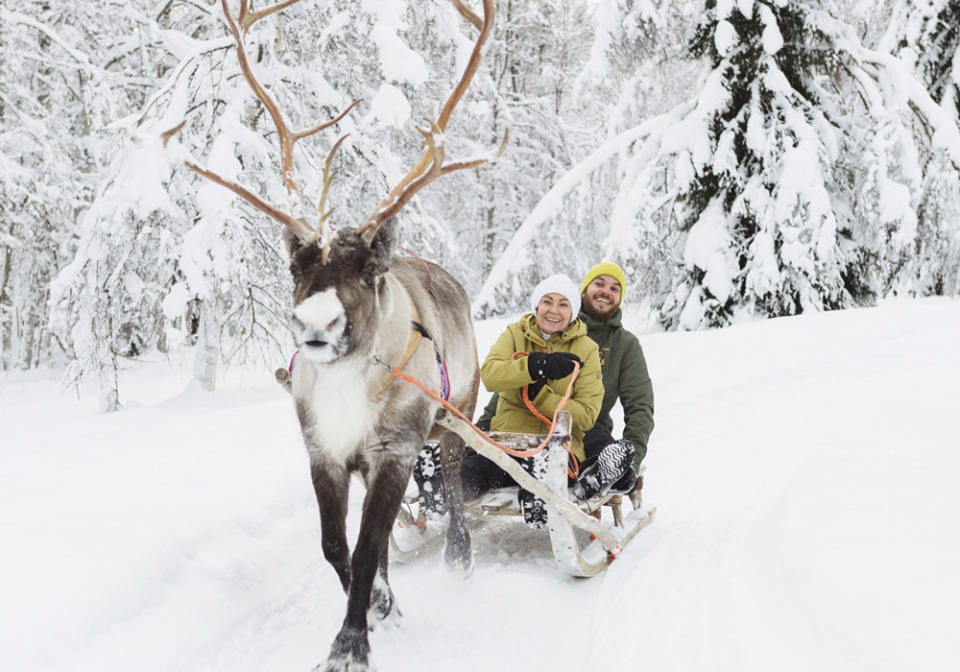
[
  {"x1": 480, "y1": 308, "x2": 654, "y2": 468},
  {"x1": 480, "y1": 314, "x2": 603, "y2": 460},
  {"x1": 580, "y1": 309, "x2": 654, "y2": 466}
]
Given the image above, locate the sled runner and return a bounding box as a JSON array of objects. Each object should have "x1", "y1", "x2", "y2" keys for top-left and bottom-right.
[{"x1": 392, "y1": 412, "x2": 656, "y2": 577}]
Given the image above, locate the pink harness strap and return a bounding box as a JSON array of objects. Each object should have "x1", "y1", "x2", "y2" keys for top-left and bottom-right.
[
  {"x1": 397, "y1": 246, "x2": 432, "y2": 293},
  {"x1": 439, "y1": 356, "x2": 451, "y2": 401}
]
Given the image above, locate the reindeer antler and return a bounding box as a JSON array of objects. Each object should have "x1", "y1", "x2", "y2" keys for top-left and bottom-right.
[
  {"x1": 167, "y1": 0, "x2": 359, "y2": 246},
  {"x1": 358, "y1": 0, "x2": 505, "y2": 243}
]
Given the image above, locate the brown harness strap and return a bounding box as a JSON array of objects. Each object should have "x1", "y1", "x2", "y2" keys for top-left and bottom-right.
[{"x1": 373, "y1": 298, "x2": 423, "y2": 402}]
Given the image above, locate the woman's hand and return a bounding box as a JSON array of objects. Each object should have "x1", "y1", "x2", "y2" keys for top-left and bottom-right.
[{"x1": 527, "y1": 352, "x2": 582, "y2": 381}]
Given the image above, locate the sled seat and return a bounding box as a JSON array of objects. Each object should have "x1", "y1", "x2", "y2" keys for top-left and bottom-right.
[{"x1": 466, "y1": 467, "x2": 645, "y2": 529}]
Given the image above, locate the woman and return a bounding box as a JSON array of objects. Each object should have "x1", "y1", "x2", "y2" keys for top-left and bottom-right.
[{"x1": 463, "y1": 273, "x2": 603, "y2": 527}]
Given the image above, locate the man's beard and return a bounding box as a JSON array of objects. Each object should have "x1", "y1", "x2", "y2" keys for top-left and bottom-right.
[{"x1": 582, "y1": 294, "x2": 617, "y2": 320}]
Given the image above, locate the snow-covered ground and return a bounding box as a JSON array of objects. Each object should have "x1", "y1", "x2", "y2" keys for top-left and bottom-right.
[{"x1": 3, "y1": 298, "x2": 958, "y2": 672}]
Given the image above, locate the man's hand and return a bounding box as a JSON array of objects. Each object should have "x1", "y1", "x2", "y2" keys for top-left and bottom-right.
[{"x1": 527, "y1": 352, "x2": 582, "y2": 381}]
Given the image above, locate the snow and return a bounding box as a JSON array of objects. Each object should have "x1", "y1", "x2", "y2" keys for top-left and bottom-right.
[
  {"x1": 758, "y1": 3, "x2": 784, "y2": 55},
  {"x1": 365, "y1": 0, "x2": 429, "y2": 87},
  {"x1": 684, "y1": 197, "x2": 734, "y2": 302},
  {"x1": 3, "y1": 298, "x2": 959, "y2": 671},
  {"x1": 716, "y1": 0, "x2": 735, "y2": 21},
  {"x1": 714, "y1": 20, "x2": 738, "y2": 58},
  {"x1": 367, "y1": 84, "x2": 413, "y2": 129}
]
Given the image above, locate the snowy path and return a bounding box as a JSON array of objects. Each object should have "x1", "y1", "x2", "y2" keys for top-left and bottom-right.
[{"x1": 2, "y1": 299, "x2": 958, "y2": 671}]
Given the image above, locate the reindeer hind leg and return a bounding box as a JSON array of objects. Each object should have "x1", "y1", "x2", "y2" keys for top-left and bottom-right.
[{"x1": 436, "y1": 427, "x2": 473, "y2": 574}]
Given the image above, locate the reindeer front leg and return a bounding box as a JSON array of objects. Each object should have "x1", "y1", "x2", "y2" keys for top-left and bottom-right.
[
  {"x1": 322, "y1": 439, "x2": 418, "y2": 672},
  {"x1": 311, "y1": 460, "x2": 352, "y2": 591}
]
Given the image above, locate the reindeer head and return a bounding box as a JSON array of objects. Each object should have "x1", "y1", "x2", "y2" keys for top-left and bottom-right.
[{"x1": 287, "y1": 220, "x2": 397, "y2": 364}]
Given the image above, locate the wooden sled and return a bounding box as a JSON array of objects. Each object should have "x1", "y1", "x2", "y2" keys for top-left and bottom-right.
[{"x1": 392, "y1": 411, "x2": 656, "y2": 577}]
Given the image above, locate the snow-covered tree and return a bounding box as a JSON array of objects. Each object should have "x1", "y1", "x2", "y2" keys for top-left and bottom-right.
[
  {"x1": 472, "y1": 0, "x2": 686, "y2": 316},
  {"x1": 8, "y1": 0, "x2": 960, "y2": 393},
  {"x1": 878, "y1": 0, "x2": 960, "y2": 295},
  {"x1": 44, "y1": 2, "x2": 231, "y2": 406},
  {"x1": 49, "y1": 0, "x2": 511, "y2": 400},
  {"x1": 650, "y1": 0, "x2": 861, "y2": 329},
  {"x1": 1, "y1": 1, "x2": 171, "y2": 371},
  {"x1": 457, "y1": 0, "x2": 601, "y2": 301}
]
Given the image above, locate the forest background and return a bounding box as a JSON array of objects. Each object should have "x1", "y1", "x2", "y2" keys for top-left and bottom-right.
[{"x1": 2, "y1": 0, "x2": 958, "y2": 406}]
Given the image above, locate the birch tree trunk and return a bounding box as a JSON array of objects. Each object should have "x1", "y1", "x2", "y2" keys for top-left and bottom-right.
[{"x1": 192, "y1": 301, "x2": 218, "y2": 392}]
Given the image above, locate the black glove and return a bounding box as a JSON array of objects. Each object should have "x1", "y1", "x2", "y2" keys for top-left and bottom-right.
[
  {"x1": 526, "y1": 379, "x2": 546, "y2": 399},
  {"x1": 527, "y1": 352, "x2": 581, "y2": 381}
]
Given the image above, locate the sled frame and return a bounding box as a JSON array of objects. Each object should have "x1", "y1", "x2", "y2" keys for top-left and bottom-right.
[{"x1": 427, "y1": 411, "x2": 656, "y2": 577}]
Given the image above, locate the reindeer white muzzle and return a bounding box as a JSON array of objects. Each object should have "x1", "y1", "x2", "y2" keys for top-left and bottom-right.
[{"x1": 291, "y1": 288, "x2": 348, "y2": 363}]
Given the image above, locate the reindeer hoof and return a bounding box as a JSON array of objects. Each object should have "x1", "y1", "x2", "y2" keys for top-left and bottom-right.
[
  {"x1": 443, "y1": 542, "x2": 475, "y2": 577},
  {"x1": 443, "y1": 523, "x2": 474, "y2": 576},
  {"x1": 316, "y1": 627, "x2": 373, "y2": 672},
  {"x1": 314, "y1": 657, "x2": 373, "y2": 672},
  {"x1": 313, "y1": 656, "x2": 373, "y2": 672},
  {"x1": 366, "y1": 572, "x2": 402, "y2": 630}
]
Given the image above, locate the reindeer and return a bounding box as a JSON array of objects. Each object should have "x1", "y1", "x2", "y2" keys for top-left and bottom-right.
[{"x1": 166, "y1": 1, "x2": 501, "y2": 669}]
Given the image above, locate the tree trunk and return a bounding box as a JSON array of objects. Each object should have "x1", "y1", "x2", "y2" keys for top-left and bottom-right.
[{"x1": 193, "y1": 300, "x2": 218, "y2": 392}]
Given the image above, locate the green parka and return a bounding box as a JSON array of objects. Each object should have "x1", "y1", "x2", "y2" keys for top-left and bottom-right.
[
  {"x1": 580, "y1": 309, "x2": 654, "y2": 467},
  {"x1": 480, "y1": 314, "x2": 603, "y2": 460}
]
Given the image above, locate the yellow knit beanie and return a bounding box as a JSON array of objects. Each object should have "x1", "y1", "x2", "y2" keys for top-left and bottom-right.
[{"x1": 580, "y1": 262, "x2": 627, "y2": 308}]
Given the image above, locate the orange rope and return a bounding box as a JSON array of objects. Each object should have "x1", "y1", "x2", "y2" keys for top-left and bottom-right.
[
  {"x1": 524, "y1": 381, "x2": 579, "y2": 477},
  {"x1": 376, "y1": 354, "x2": 579, "y2": 465},
  {"x1": 512, "y1": 351, "x2": 580, "y2": 477},
  {"x1": 511, "y1": 351, "x2": 553, "y2": 425}
]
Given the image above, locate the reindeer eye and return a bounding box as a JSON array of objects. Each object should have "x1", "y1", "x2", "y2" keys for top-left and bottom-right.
[{"x1": 289, "y1": 263, "x2": 302, "y2": 281}]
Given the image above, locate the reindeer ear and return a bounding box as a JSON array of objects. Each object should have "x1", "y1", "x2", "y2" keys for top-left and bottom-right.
[
  {"x1": 283, "y1": 229, "x2": 303, "y2": 259},
  {"x1": 369, "y1": 216, "x2": 398, "y2": 274}
]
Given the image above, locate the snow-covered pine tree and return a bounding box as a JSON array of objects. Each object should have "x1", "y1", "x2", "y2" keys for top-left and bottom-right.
[
  {"x1": 878, "y1": 0, "x2": 960, "y2": 295},
  {"x1": 655, "y1": 0, "x2": 856, "y2": 329}
]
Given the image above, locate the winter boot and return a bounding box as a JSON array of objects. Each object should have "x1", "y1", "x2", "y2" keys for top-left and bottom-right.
[
  {"x1": 572, "y1": 439, "x2": 635, "y2": 501},
  {"x1": 518, "y1": 488, "x2": 548, "y2": 529},
  {"x1": 413, "y1": 442, "x2": 447, "y2": 519},
  {"x1": 606, "y1": 465, "x2": 638, "y2": 496},
  {"x1": 517, "y1": 451, "x2": 550, "y2": 529}
]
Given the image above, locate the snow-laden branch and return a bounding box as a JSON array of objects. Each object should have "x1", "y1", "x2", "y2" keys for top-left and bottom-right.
[
  {"x1": 108, "y1": 34, "x2": 235, "y2": 133},
  {"x1": 834, "y1": 32, "x2": 960, "y2": 171},
  {"x1": 3, "y1": 9, "x2": 100, "y2": 76},
  {"x1": 471, "y1": 107, "x2": 686, "y2": 317}
]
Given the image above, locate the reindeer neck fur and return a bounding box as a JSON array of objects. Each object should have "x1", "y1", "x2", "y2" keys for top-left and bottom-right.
[{"x1": 291, "y1": 271, "x2": 419, "y2": 464}]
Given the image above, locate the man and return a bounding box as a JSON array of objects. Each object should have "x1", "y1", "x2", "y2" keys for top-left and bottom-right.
[
  {"x1": 413, "y1": 262, "x2": 654, "y2": 513},
  {"x1": 566, "y1": 262, "x2": 654, "y2": 497}
]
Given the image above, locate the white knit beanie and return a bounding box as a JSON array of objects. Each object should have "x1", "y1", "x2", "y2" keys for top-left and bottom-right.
[{"x1": 530, "y1": 273, "x2": 581, "y2": 320}]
